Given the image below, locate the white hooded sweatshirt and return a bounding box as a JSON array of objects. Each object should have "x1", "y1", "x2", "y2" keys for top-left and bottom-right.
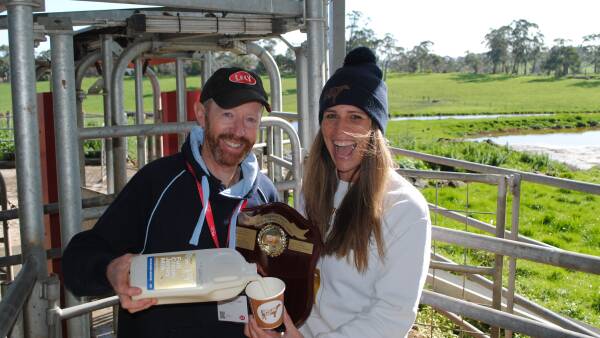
[{"x1": 299, "y1": 169, "x2": 431, "y2": 338}]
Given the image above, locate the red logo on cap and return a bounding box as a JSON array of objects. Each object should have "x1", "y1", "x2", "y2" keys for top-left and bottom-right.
[{"x1": 229, "y1": 71, "x2": 257, "y2": 85}]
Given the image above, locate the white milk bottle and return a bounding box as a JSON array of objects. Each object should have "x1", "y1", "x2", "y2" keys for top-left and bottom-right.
[{"x1": 130, "y1": 248, "x2": 260, "y2": 305}]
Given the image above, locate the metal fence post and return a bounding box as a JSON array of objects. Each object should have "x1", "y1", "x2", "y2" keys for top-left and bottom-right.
[
  {"x1": 504, "y1": 174, "x2": 521, "y2": 338},
  {"x1": 175, "y1": 57, "x2": 186, "y2": 148},
  {"x1": 491, "y1": 176, "x2": 508, "y2": 338},
  {"x1": 7, "y1": 1, "x2": 49, "y2": 336},
  {"x1": 102, "y1": 35, "x2": 115, "y2": 194},
  {"x1": 48, "y1": 20, "x2": 90, "y2": 338},
  {"x1": 111, "y1": 40, "x2": 155, "y2": 193},
  {"x1": 295, "y1": 43, "x2": 310, "y2": 150},
  {"x1": 146, "y1": 67, "x2": 162, "y2": 161},
  {"x1": 75, "y1": 50, "x2": 101, "y2": 187},
  {"x1": 135, "y1": 57, "x2": 147, "y2": 168},
  {"x1": 306, "y1": 0, "x2": 326, "y2": 145}
]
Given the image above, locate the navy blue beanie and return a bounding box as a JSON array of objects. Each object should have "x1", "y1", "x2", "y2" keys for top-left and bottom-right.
[{"x1": 319, "y1": 47, "x2": 388, "y2": 134}]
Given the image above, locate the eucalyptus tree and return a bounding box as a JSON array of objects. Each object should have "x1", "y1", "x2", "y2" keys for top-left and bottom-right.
[
  {"x1": 583, "y1": 34, "x2": 600, "y2": 73},
  {"x1": 485, "y1": 26, "x2": 511, "y2": 73},
  {"x1": 378, "y1": 33, "x2": 404, "y2": 80},
  {"x1": 528, "y1": 33, "x2": 545, "y2": 74},
  {"x1": 409, "y1": 40, "x2": 434, "y2": 73},
  {"x1": 464, "y1": 51, "x2": 482, "y2": 73},
  {"x1": 509, "y1": 19, "x2": 542, "y2": 74},
  {"x1": 346, "y1": 11, "x2": 380, "y2": 51},
  {"x1": 543, "y1": 39, "x2": 580, "y2": 77},
  {"x1": 0, "y1": 45, "x2": 8, "y2": 81}
]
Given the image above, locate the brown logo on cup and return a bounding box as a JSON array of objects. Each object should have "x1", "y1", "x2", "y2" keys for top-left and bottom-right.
[{"x1": 260, "y1": 303, "x2": 282, "y2": 321}]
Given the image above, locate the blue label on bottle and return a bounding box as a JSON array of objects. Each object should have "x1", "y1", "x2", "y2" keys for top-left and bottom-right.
[{"x1": 147, "y1": 256, "x2": 154, "y2": 290}]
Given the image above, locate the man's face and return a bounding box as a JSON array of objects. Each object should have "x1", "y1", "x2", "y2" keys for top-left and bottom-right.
[{"x1": 199, "y1": 100, "x2": 262, "y2": 168}]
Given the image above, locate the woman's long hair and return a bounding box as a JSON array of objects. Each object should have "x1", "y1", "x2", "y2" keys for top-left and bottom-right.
[{"x1": 302, "y1": 127, "x2": 393, "y2": 272}]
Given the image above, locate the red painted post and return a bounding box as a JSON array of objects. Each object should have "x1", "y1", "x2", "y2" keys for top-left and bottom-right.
[
  {"x1": 36, "y1": 92, "x2": 62, "y2": 274},
  {"x1": 160, "y1": 90, "x2": 200, "y2": 156}
]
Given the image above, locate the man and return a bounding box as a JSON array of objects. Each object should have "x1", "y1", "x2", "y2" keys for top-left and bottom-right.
[{"x1": 62, "y1": 67, "x2": 278, "y2": 337}]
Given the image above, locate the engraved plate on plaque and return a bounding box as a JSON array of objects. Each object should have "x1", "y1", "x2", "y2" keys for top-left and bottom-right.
[
  {"x1": 153, "y1": 253, "x2": 196, "y2": 290},
  {"x1": 288, "y1": 239, "x2": 314, "y2": 255},
  {"x1": 236, "y1": 227, "x2": 257, "y2": 251}
]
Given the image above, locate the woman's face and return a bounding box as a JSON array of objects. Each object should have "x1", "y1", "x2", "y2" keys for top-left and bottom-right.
[{"x1": 321, "y1": 105, "x2": 372, "y2": 181}]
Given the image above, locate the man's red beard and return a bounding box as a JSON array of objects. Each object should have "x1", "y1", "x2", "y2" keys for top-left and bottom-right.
[{"x1": 205, "y1": 120, "x2": 253, "y2": 167}]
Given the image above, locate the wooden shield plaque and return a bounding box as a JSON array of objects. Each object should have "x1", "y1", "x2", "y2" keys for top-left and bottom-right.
[{"x1": 236, "y1": 202, "x2": 322, "y2": 327}]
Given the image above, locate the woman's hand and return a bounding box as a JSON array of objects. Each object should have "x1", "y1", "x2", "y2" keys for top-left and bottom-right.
[{"x1": 244, "y1": 310, "x2": 303, "y2": 338}]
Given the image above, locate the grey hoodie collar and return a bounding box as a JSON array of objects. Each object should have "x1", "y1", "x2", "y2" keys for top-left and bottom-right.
[{"x1": 189, "y1": 126, "x2": 259, "y2": 199}]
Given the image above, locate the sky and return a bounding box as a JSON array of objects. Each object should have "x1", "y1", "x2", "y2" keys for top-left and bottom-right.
[{"x1": 1, "y1": 0, "x2": 600, "y2": 57}]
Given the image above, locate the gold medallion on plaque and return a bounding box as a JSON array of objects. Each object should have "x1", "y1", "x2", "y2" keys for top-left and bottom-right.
[{"x1": 257, "y1": 224, "x2": 287, "y2": 257}]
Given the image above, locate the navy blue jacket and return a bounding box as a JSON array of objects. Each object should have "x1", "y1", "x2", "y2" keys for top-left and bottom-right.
[{"x1": 62, "y1": 130, "x2": 278, "y2": 338}]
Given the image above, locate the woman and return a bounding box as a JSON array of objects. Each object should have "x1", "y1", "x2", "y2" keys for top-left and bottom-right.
[{"x1": 246, "y1": 47, "x2": 431, "y2": 338}]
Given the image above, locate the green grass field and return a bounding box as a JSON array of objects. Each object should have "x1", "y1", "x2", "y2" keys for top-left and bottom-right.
[
  {"x1": 3, "y1": 72, "x2": 600, "y2": 117},
  {"x1": 386, "y1": 73, "x2": 600, "y2": 116}
]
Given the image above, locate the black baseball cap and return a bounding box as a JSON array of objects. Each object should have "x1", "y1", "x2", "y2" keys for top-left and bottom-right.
[{"x1": 200, "y1": 67, "x2": 271, "y2": 112}]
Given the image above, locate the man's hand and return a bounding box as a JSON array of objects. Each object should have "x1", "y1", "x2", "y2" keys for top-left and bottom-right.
[{"x1": 106, "y1": 253, "x2": 157, "y2": 313}]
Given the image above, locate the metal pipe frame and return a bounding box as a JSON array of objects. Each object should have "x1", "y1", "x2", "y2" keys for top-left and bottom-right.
[
  {"x1": 6, "y1": 2, "x2": 49, "y2": 336},
  {"x1": 269, "y1": 111, "x2": 299, "y2": 120},
  {"x1": 266, "y1": 154, "x2": 292, "y2": 170},
  {"x1": 246, "y1": 42, "x2": 282, "y2": 111},
  {"x1": 260, "y1": 117, "x2": 302, "y2": 208},
  {"x1": 1, "y1": 281, "x2": 25, "y2": 337},
  {"x1": 306, "y1": 0, "x2": 326, "y2": 148},
  {"x1": 421, "y1": 290, "x2": 593, "y2": 338},
  {"x1": 428, "y1": 203, "x2": 550, "y2": 247},
  {"x1": 145, "y1": 67, "x2": 162, "y2": 161},
  {"x1": 491, "y1": 176, "x2": 508, "y2": 338},
  {"x1": 440, "y1": 251, "x2": 600, "y2": 337},
  {"x1": 0, "y1": 248, "x2": 62, "y2": 269},
  {"x1": 0, "y1": 257, "x2": 38, "y2": 338},
  {"x1": 434, "y1": 309, "x2": 489, "y2": 338},
  {"x1": 201, "y1": 51, "x2": 212, "y2": 87},
  {"x1": 397, "y1": 168, "x2": 505, "y2": 184},
  {"x1": 75, "y1": 0, "x2": 304, "y2": 16},
  {"x1": 390, "y1": 147, "x2": 600, "y2": 195},
  {"x1": 101, "y1": 35, "x2": 115, "y2": 193},
  {"x1": 294, "y1": 43, "x2": 310, "y2": 150},
  {"x1": 0, "y1": 168, "x2": 12, "y2": 280},
  {"x1": 429, "y1": 261, "x2": 495, "y2": 275},
  {"x1": 395, "y1": 168, "x2": 549, "y2": 246},
  {"x1": 0, "y1": 194, "x2": 114, "y2": 223},
  {"x1": 134, "y1": 57, "x2": 147, "y2": 168},
  {"x1": 246, "y1": 42, "x2": 284, "y2": 183},
  {"x1": 49, "y1": 296, "x2": 119, "y2": 322},
  {"x1": 49, "y1": 25, "x2": 90, "y2": 338},
  {"x1": 175, "y1": 57, "x2": 187, "y2": 148},
  {"x1": 75, "y1": 51, "x2": 101, "y2": 186},
  {"x1": 432, "y1": 226, "x2": 600, "y2": 274},
  {"x1": 111, "y1": 40, "x2": 158, "y2": 192},
  {"x1": 80, "y1": 121, "x2": 197, "y2": 140},
  {"x1": 329, "y1": 0, "x2": 345, "y2": 72}
]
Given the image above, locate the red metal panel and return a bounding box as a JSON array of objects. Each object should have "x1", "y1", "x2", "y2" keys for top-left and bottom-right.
[{"x1": 160, "y1": 90, "x2": 201, "y2": 156}]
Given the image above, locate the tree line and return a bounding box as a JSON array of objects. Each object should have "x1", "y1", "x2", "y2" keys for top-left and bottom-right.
[{"x1": 344, "y1": 11, "x2": 600, "y2": 78}]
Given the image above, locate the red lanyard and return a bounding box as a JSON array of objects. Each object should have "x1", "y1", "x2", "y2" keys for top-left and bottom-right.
[{"x1": 185, "y1": 162, "x2": 247, "y2": 248}]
